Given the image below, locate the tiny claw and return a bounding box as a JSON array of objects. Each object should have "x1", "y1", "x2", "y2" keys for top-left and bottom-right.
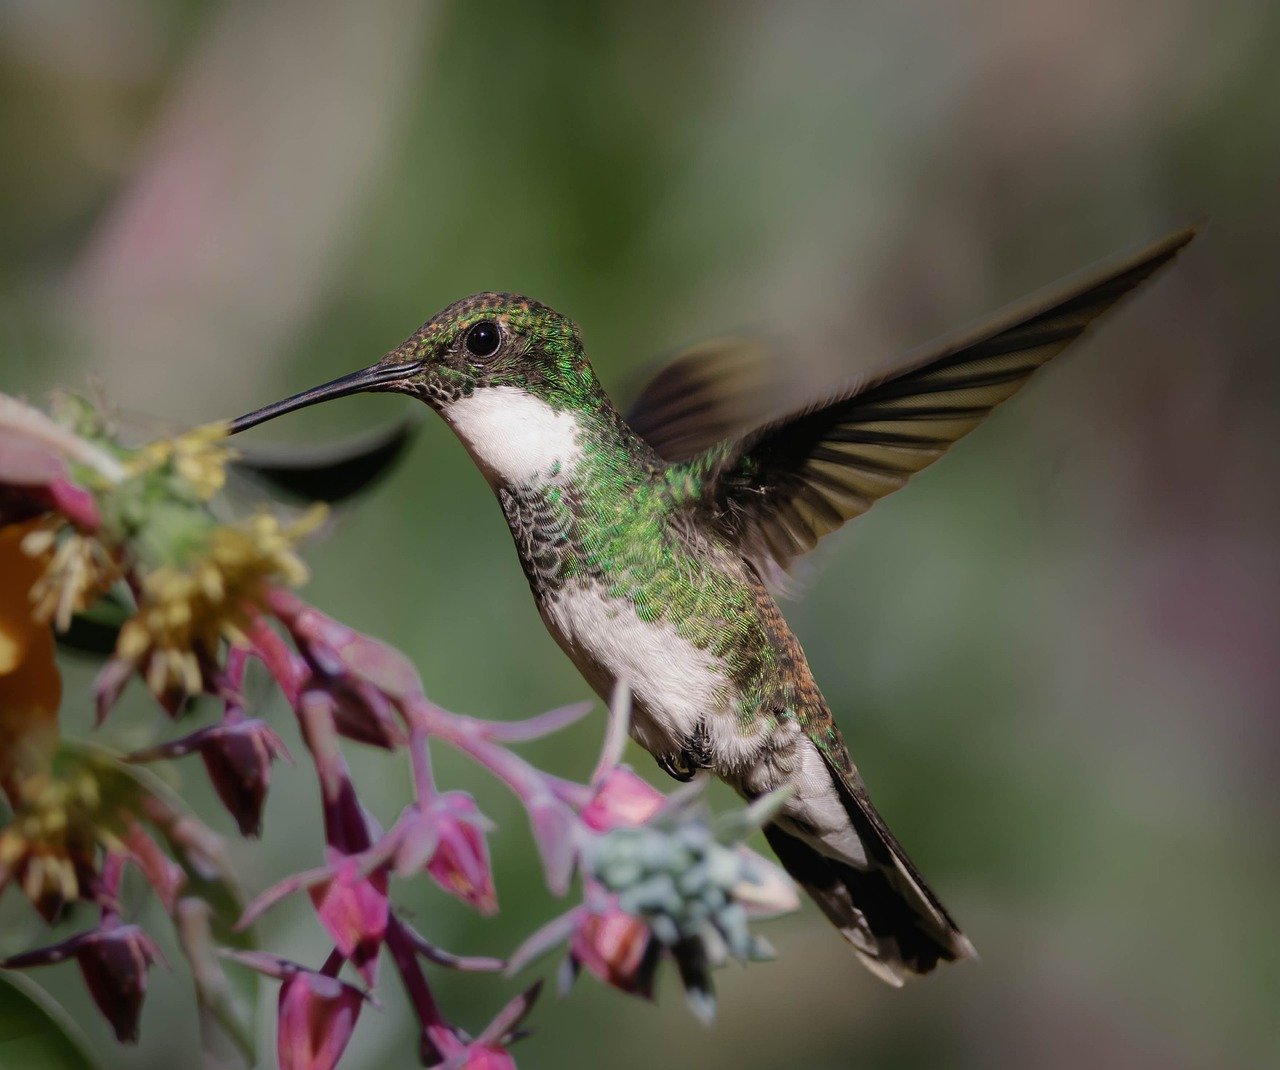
[{"x1": 656, "y1": 752, "x2": 699, "y2": 782}]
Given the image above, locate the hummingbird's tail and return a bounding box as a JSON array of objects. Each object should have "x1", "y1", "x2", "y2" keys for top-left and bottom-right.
[{"x1": 764, "y1": 759, "x2": 977, "y2": 985}]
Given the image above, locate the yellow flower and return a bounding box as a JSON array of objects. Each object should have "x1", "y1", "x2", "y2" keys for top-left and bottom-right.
[
  {"x1": 117, "y1": 507, "x2": 325, "y2": 698},
  {"x1": 0, "y1": 768, "x2": 103, "y2": 915},
  {"x1": 0, "y1": 520, "x2": 85, "y2": 919},
  {"x1": 0, "y1": 521, "x2": 61, "y2": 800},
  {"x1": 22, "y1": 521, "x2": 120, "y2": 631},
  {"x1": 130, "y1": 421, "x2": 237, "y2": 502}
]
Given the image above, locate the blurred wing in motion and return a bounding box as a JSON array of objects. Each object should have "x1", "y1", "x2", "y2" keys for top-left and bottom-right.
[
  {"x1": 106, "y1": 405, "x2": 419, "y2": 506},
  {"x1": 682, "y1": 226, "x2": 1197, "y2": 575},
  {"x1": 229, "y1": 417, "x2": 419, "y2": 505},
  {"x1": 624, "y1": 337, "x2": 782, "y2": 462}
]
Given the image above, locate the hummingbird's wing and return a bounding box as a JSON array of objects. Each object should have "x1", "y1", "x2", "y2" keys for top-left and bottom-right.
[
  {"x1": 228, "y1": 417, "x2": 419, "y2": 505},
  {"x1": 680, "y1": 226, "x2": 1197, "y2": 575},
  {"x1": 623, "y1": 337, "x2": 784, "y2": 462},
  {"x1": 104, "y1": 404, "x2": 419, "y2": 507}
]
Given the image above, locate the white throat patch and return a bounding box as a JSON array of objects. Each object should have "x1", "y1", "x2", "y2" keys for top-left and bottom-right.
[{"x1": 443, "y1": 386, "x2": 582, "y2": 485}]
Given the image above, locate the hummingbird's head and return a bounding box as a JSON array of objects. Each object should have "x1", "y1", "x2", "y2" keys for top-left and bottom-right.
[{"x1": 230, "y1": 292, "x2": 609, "y2": 485}]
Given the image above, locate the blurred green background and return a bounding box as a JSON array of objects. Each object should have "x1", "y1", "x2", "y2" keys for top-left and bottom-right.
[{"x1": 3, "y1": 1, "x2": 1279, "y2": 1068}]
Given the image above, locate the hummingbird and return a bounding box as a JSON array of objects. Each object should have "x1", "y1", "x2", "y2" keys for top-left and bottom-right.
[{"x1": 230, "y1": 227, "x2": 1195, "y2": 984}]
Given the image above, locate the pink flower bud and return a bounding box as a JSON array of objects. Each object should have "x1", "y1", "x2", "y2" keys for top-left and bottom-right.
[
  {"x1": 78, "y1": 925, "x2": 163, "y2": 1043},
  {"x1": 281, "y1": 601, "x2": 422, "y2": 700},
  {"x1": 580, "y1": 767, "x2": 664, "y2": 832},
  {"x1": 1, "y1": 922, "x2": 163, "y2": 1043},
  {"x1": 45, "y1": 477, "x2": 101, "y2": 531},
  {"x1": 199, "y1": 720, "x2": 291, "y2": 836},
  {"x1": 422, "y1": 793, "x2": 497, "y2": 915},
  {"x1": 425, "y1": 982, "x2": 538, "y2": 1069},
  {"x1": 327, "y1": 675, "x2": 405, "y2": 749},
  {"x1": 331, "y1": 629, "x2": 422, "y2": 700},
  {"x1": 128, "y1": 719, "x2": 291, "y2": 837},
  {"x1": 570, "y1": 908, "x2": 655, "y2": 997},
  {"x1": 308, "y1": 858, "x2": 389, "y2": 985},
  {"x1": 448, "y1": 1046, "x2": 517, "y2": 1069},
  {"x1": 223, "y1": 950, "x2": 369, "y2": 1070},
  {"x1": 122, "y1": 823, "x2": 186, "y2": 912},
  {"x1": 277, "y1": 968, "x2": 365, "y2": 1070}
]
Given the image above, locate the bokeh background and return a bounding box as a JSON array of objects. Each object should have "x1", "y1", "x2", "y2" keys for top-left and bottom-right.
[{"x1": 3, "y1": 1, "x2": 1279, "y2": 1068}]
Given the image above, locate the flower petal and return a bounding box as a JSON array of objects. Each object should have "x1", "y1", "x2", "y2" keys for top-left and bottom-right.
[
  {"x1": 308, "y1": 860, "x2": 388, "y2": 985},
  {"x1": 277, "y1": 968, "x2": 365, "y2": 1070}
]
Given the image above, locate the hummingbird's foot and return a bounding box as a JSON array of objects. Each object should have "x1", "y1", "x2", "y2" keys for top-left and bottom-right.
[{"x1": 655, "y1": 726, "x2": 712, "y2": 782}]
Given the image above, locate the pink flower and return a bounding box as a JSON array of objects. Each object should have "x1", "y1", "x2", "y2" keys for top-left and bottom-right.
[
  {"x1": 273, "y1": 594, "x2": 415, "y2": 747},
  {"x1": 224, "y1": 951, "x2": 368, "y2": 1070},
  {"x1": 425, "y1": 982, "x2": 539, "y2": 1070},
  {"x1": 580, "y1": 767, "x2": 664, "y2": 832},
  {"x1": 0, "y1": 408, "x2": 102, "y2": 531},
  {"x1": 570, "y1": 907, "x2": 656, "y2": 996},
  {"x1": 377, "y1": 794, "x2": 499, "y2": 917},
  {"x1": 280, "y1": 597, "x2": 424, "y2": 700},
  {"x1": 327, "y1": 675, "x2": 405, "y2": 748},
  {"x1": 506, "y1": 897, "x2": 657, "y2": 1000},
  {"x1": 1, "y1": 922, "x2": 164, "y2": 1042},
  {"x1": 199, "y1": 720, "x2": 291, "y2": 836},
  {"x1": 445, "y1": 1045, "x2": 517, "y2": 1069},
  {"x1": 129, "y1": 719, "x2": 291, "y2": 836},
  {"x1": 408, "y1": 792, "x2": 497, "y2": 915},
  {"x1": 237, "y1": 806, "x2": 389, "y2": 987},
  {"x1": 278, "y1": 968, "x2": 365, "y2": 1070},
  {"x1": 309, "y1": 857, "x2": 389, "y2": 985}
]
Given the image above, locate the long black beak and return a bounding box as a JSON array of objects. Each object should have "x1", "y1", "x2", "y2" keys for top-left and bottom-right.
[{"x1": 230, "y1": 359, "x2": 423, "y2": 434}]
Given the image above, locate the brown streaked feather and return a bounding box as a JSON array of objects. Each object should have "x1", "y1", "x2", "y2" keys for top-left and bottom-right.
[{"x1": 684, "y1": 226, "x2": 1197, "y2": 574}]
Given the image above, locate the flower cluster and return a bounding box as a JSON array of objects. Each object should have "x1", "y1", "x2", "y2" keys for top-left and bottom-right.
[
  {"x1": 0, "y1": 390, "x2": 798, "y2": 1069},
  {"x1": 507, "y1": 706, "x2": 798, "y2": 1022}
]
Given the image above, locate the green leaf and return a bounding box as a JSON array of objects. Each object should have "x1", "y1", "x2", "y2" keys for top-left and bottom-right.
[{"x1": 0, "y1": 973, "x2": 99, "y2": 1070}]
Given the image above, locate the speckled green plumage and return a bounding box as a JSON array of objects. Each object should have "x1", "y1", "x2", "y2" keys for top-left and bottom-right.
[
  {"x1": 408, "y1": 294, "x2": 841, "y2": 750},
  {"x1": 233, "y1": 229, "x2": 1196, "y2": 981},
  {"x1": 395, "y1": 293, "x2": 603, "y2": 411},
  {"x1": 396, "y1": 293, "x2": 802, "y2": 720},
  {"x1": 568, "y1": 418, "x2": 783, "y2": 722}
]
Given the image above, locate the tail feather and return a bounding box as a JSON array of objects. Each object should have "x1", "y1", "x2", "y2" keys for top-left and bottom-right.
[{"x1": 766, "y1": 758, "x2": 977, "y2": 984}]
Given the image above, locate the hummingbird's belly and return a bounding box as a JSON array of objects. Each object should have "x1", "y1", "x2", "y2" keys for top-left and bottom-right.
[{"x1": 540, "y1": 580, "x2": 768, "y2": 772}]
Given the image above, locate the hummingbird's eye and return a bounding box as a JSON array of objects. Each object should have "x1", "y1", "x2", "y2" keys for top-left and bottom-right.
[{"x1": 464, "y1": 320, "x2": 502, "y2": 359}]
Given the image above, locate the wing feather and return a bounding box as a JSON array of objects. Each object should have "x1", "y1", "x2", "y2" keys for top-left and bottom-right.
[
  {"x1": 624, "y1": 337, "x2": 782, "y2": 462},
  {"x1": 681, "y1": 226, "x2": 1197, "y2": 573}
]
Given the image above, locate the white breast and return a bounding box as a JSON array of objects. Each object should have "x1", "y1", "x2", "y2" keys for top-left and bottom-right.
[
  {"x1": 443, "y1": 386, "x2": 582, "y2": 486},
  {"x1": 543, "y1": 582, "x2": 765, "y2": 770}
]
